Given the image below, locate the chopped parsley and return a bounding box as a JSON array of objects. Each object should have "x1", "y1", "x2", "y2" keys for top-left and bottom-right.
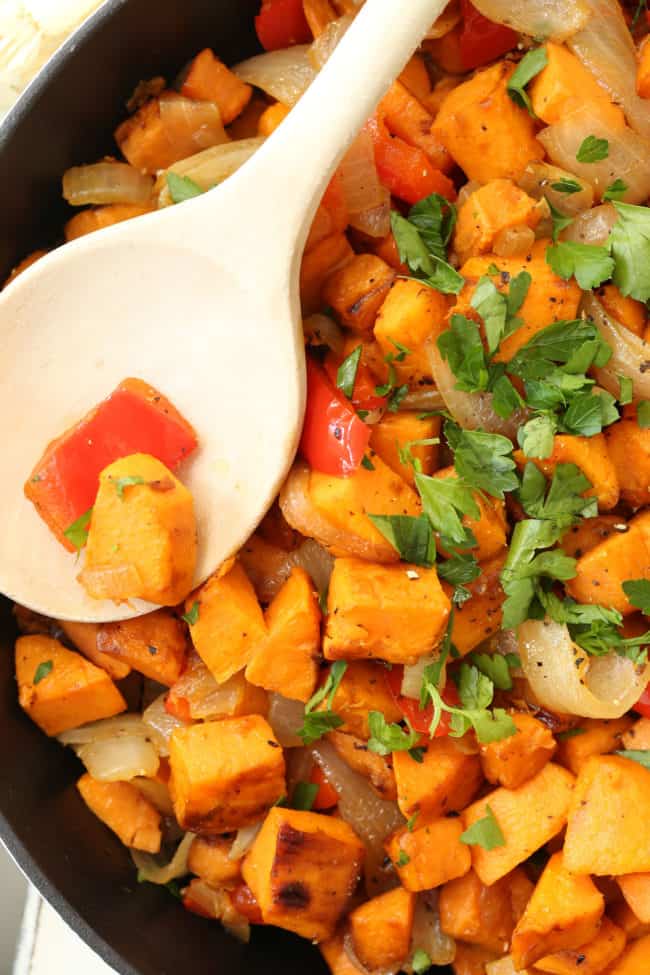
[
  {"x1": 469, "y1": 651, "x2": 521, "y2": 691},
  {"x1": 63, "y1": 507, "x2": 93, "y2": 551},
  {"x1": 507, "y1": 46, "x2": 548, "y2": 116},
  {"x1": 368, "y1": 513, "x2": 437, "y2": 567},
  {"x1": 391, "y1": 194, "x2": 464, "y2": 295},
  {"x1": 367, "y1": 711, "x2": 419, "y2": 756},
  {"x1": 623, "y1": 580, "x2": 650, "y2": 616},
  {"x1": 615, "y1": 750, "x2": 650, "y2": 770},
  {"x1": 336, "y1": 346, "x2": 361, "y2": 399},
  {"x1": 33, "y1": 660, "x2": 53, "y2": 684},
  {"x1": 114, "y1": 475, "x2": 146, "y2": 499},
  {"x1": 545, "y1": 241, "x2": 615, "y2": 290},
  {"x1": 551, "y1": 179, "x2": 582, "y2": 195},
  {"x1": 608, "y1": 202, "x2": 650, "y2": 303},
  {"x1": 412, "y1": 949, "x2": 432, "y2": 974},
  {"x1": 603, "y1": 179, "x2": 628, "y2": 203},
  {"x1": 576, "y1": 135, "x2": 609, "y2": 163},
  {"x1": 291, "y1": 781, "x2": 319, "y2": 811},
  {"x1": 297, "y1": 661, "x2": 347, "y2": 745},
  {"x1": 547, "y1": 199, "x2": 574, "y2": 242},
  {"x1": 460, "y1": 804, "x2": 506, "y2": 850},
  {"x1": 166, "y1": 172, "x2": 204, "y2": 203},
  {"x1": 182, "y1": 601, "x2": 200, "y2": 626},
  {"x1": 395, "y1": 850, "x2": 411, "y2": 868},
  {"x1": 639, "y1": 402, "x2": 650, "y2": 429}
]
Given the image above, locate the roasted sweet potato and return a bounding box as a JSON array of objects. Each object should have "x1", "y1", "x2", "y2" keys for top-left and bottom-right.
[
  {"x1": 374, "y1": 279, "x2": 450, "y2": 387},
  {"x1": 188, "y1": 835, "x2": 242, "y2": 888},
  {"x1": 3, "y1": 248, "x2": 48, "y2": 286},
  {"x1": 378, "y1": 80, "x2": 451, "y2": 172},
  {"x1": 638, "y1": 38, "x2": 650, "y2": 99},
  {"x1": 393, "y1": 736, "x2": 483, "y2": 825},
  {"x1": 79, "y1": 453, "x2": 196, "y2": 605},
  {"x1": 454, "y1": 179, "x2": 540, "y2": 265},
  {"x1": 370, "y1": 412, "x2": 441, "y2": 488},
  {"x1": 77, "y1": 773, "x2": 161, "y2": 853},
  {"x1": 242, "y1": 807, "x2": 365, "y2": 941},
  {"x1": 618, "y1": 875, "x2": 650, "y2": 926},
  {"x1": 610, "y1": 900, "x2": 650, "y2": 941},
  {"x1": 167, "y1": 651, "x2": 268, "y2": 722},
  {"x1": 463, "y1": 763, "x2": 575, "y2": 886},
  {"x1": 443, "y1": 555, "x2": 506, "y2": 656},
  {"x1": 320, "y1": 934, "x2": 365, "y2": 975},
  {"x1": 16, "y1": 634, "x2": 126, "y2": 736},
  {"x1": 399, "y1": 54, "x2": 431, "y2": 102},
  {"x1": 480, "y1": 712, "x2": 557, "y2": 790},
  {"x1": 328, "y1": 730, "x2": 396, "y2": 800},
  {"x1": 535, "y1": 917, "x2": 626, "y2": 975},
  {"x1": 350, "y1": 886, "x2": 415, "y2": 971},
  {"x1": 257, "y1": 101, "x2": 290, "y2": 136},
  {"x1": 557, "y1": 717, "x2": 634, "y2": 776},
  {"x1": 324, "y1": 556, "x2": 451, "y2": 665},
  {"x1": 64, "y1": 205, "x2": 152, "y2": 241},
  {"x1": 97, "y1": 609, "x2": 187, "y2": 686},
  {"x1": 595, "y1": 932, "x2": 650, "y2": 973},
  {"x1": 300, "y1": 233, "x2": 354, "y2": 316},
  {"x1": 322, "y1": 254, "x2": 396, "y2": 332},
  {"x1": 598, "y1": 285, "x2": 647, "y2": 338},
  {"x1": 169, "y1": 715, "x2": 285, "y2": 832},
  {"x1": 529, "y1": 42, "x2": 626, "y2": 129},
  {"x1": 605, "y1": 419, "x2": 650, "y2": 509},
  {"x1": 452, "y1": 945, "x2": 501, "y2": 975},
  {"x1": 511, "y1": 852, "x2": 604, "y2": 968},
  {"x1": 567, "y1": 510, "x2": 650, "y2": 615},
  {"x1": 59, "y1": 619, "x2": 130, "y2": 681},
  {"x1": 328, "y1": 661, "x2": 402, "y2": 739},
  {"x1": 302, "y1": 0, "x2": 336, "y2": 36},
  {"x1": 440, "y1": 867, "x2": 533, "y2": 953},
  {"x1": 561, "y1": 515, "x2": 625, "y2": 559},
  {"x1": 622, "y1": 718, "x2": 650, "y2": 751},
  {"x1": 385, "y1": 818, "x2": 471, "y2": 891},
  {"x1": 180, "y1": 49, "x2": 252, "y2": 124},
  {"x1": 515, "y1": 434, "x2": 620, "y2": 512}
]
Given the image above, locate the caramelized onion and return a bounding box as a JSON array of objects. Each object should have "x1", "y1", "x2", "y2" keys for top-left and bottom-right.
[
  {"x1": 141, "y1": 693, "x2": 186, "y2": 757},
  {"x1": 309, "y1": 15, "x2": 353, "y2": 69},
  {"x1": 158, "y1": 93, "x2": 229, "y2": 156},
  {"x1": 63, "y1": 162, "x2": 154, "y2": 207},
  {"x1": 470, "y1": 0, "x2": 590, "y2": 42},
  {"x1": 582, "y1": 292, "x2": 650, "y2": 403},
  {"x1": 132, "y1": 832, "x2": 193, "y2": 883},
  {"x1": 233, "y1": 47, "x2": 316, "y2": 106},
  {"x1": 157, "y1": 138, "x2": 264, "y2": 205},
  {"x1": 518, "y1": 162, "x2": 595, "y2": 216},
  {"x1": 338, "y1": 128, "x2": 391, "y2": 238},
  {"x1": 75, "y1": 736, "x2": 159, "y2": 782},
  {"x1": 426, "y1": 0, "x2": 462, "y2": 39},
  {"x1": 405, "y1": 894, "x2": 456, "y2": 970},
  {"x1": 562, "y1": 204, "x2": 618, "y2": 245},
  {"x1": 267, "y1": 693, "x2": 305, "y2": 748}
]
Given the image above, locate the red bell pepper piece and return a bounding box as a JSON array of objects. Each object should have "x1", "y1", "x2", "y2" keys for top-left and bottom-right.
[
  {"x1": 634, "y1": 683, "x2": 650, "y2": 719},
  {"x1": 300, "y1": 357, "x2": 371, "y2": 476},
  {"x1": 367, "y1": 116, "x2": 456, "y2": 206},
  {"x1": 309, "y1": 763, "x2": 339, "y2": 810},
  {"x1": 255, "y1": 0, "x2": 312, "y2": 51},
  {"x1": 385, "y1": 665, "x2": 460, "y2": 737},
  {"x1": 230, "y1": 884, "x2": 264, "y2": 924},
  {"x1": 25, "y1": 377, "x2": 198, "y2": 551},
  {"x1": 323, "y1": 353, "x2": 387, "y2": 414},
  {"x1": 164, "y1": 691, "x2": 192, "y2": 723},
  {"x1": 458, "y1": 0, "x2": 518, "y2": 70}
]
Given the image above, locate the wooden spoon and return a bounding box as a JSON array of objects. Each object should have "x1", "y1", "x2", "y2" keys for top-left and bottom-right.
[{"x1": 0, "y1": 0, "x2": 445, "y2": 621}]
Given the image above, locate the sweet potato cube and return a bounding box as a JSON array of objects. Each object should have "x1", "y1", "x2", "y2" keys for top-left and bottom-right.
[
  {"x1": 566, "y1": 511, "x2": 650, "y2": 616},
  {"x1": 59, "y1": 619, "x2": 130, "y2": 681},
  {"x1": 328, "y1": 730, "x2": 396, "y2": 800},
  {"x1": 16, "y1": 634, "x2": 126, "y2": 736},
  {"x1": 379, "y1": 79, "x2": 451, "y2": 172},
  {"x1": 322, "y1": 254, "x2": 396, "y2": 332},
  {"x1": 64, "y1": 204, "x2": 152, "y2": 241},
  {"x1": 370, "y1": 411, "x2": 441, "y2": 488},
  {"x1": 535, "y1": 917, "x2": 626, "y2": 975},
  {"x1": 435, "y1": 466, "x2": 508, "y2": 562},
  {"x1": 349, "y1": 886, "x2": 416, "y2": 971},
  {"x1": 245, "y1": 567, "x2": 320, "y2": 703},
  {"x1": 169, "y1": 715, "x2": 285, "y2": 833},
  {"x1": 328, "y1": 661, "x2": 402, "y2": 739},
  {"x1": 188, "y1": 835, "x2": 242, "y2": 887},
  {"x1": 167, "y1": 651, "x2": 268, "y2": 722},
  {"x1": 557, "y1": 717, "x2": 634, "y2": 776},
  {"x1": 444, "y1": 555, "x2": 506, "y2": 656},
  {"x1": 610, "y1": 900, "x2": 650, "y2": 941},
  {"x1": 186, "y1": 561, "x2": 266, "y2": 684},
  {"x1": 97, "y1": 609, "x2": 187, "y2": 686},
  {"x1": 79, "y1": 453, "x2": 196, "y2": 606},
  {"x1": 511, "y1": 852, "x2": 604, "y2": 968},
  {"x1": 374, "y1": 279, "x2": 449, "y2": 387},
  {"x1": 324, "y1": 557, "x2": 451, "y2": 665},
  {"x1": 603, "y1": 933, "x2": 650, "y2": 973},
  {"x1": 320, "y1": 934, "x2": 368, "y2": 975},
  {"x1": 638, "y1": 38, "x2": 650, "y2": 99},
  {"x1": 605, "y1": 419, "x2": 650, "y2": 509},
  {"x1": 565, "y1": 756, "x2": 650, "y2": 876},
  {"x1": 530, "y1": 43, "x2": 626, "y2": 129},
  {"x1": 440, "y1": 868, "x2": 532, "y2": 954},
  {"x1": 454, "y1": 179, "x2": 540, "y2": 265},
  {"x1": 463, "y1": 763, "x2": 575, "y2": 886},
  {"x1": 480, "y1": 712, "x2": 556, "y2": 789},
  {"x1": 432, "y1": 61, "x2": 544, "y2": 183},
  {"x1": 452, "y1": 945, "x2": 501, "y2": 975},
  {"x1": 622, "y1": 718, "x2": 650, "y2": 751},
  {"x1": 618, "y1": 875, "x2": 650, "y2": 925},
  {"x1": 300, "y1": 233, "x2": 354, "y2": 316},
  {"x1": 561, "y1": 515, "x2": 624, "y2": 560},
  {"x1": 242, "y1": 807, "x2": 365, "y2": 941},
  {"x1": 393, "y1": 737, "x2": 483, "y2": 825},
  {"x1": 77, "y1": 773, "x2": 161, "y2": 853},
  {"x1": 180, "y1": 49, "x2": 252, "y2": 124},
  {"x1": 515, "y1": 434, "x2": 620, "y2": 512},
  {"x1": 386, "y1": 818, "x2": 471, "y2": 891}
]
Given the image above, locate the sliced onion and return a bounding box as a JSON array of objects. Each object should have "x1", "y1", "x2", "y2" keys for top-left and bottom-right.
[
  {"x1": 132, "y1": 832, "x2": 193, "y2": 883},
  {"x1": 562, "y1": 203, "x2": 618, "y2": 245},
  {"x1": 582, "y1": 292, "x2": 650, "y2": 403},
  {"x1": 425, "y1": 335, "x2": 528, "y2": 437},
  {"x1": 268, "y1": 692, "x2": 305, "y2": 748},
  {"x1": 75, "y1": 736, "x2": 159, "y2": 782},
  {"x1": 78, "y1": 563, "x2": 141, "y2": 601},
  {"x1": 400, "y1": 388, "x2": 446, "y2": 412},
  {"x1": 470, "y1": 0, "x2": 590, "y2": 42},
  {"x1": 303, "y1": 313, "x2": 345, "y2": 356},
  {"x1": 404, "y1": 894, "x2": 456, "y2": 971},
  {"x1": 182, "y1": 880, "x2": 250, "y2": 942},
  {"x1": 63, "y1": 162, "x2": 154, "y2": 207},
  {"x1": 518, "y1": 617, "x2": 650, "y2": 719},
  {"x1": 168, "y1": 655, "x2": 264, "y2": 722},
  {"x1": 343, "y1": 931, "x2": 396, "y2": 975},
  {"x1": 493, "y1": 225, "x2": 536, "y2": 258},
  {"x1": 229, "y1": 823, "x2": 262, "y2": 862},
  {"x1": 402, "y1": 652, "x2": 438, "y2": 701},
  {"x1": 280, "y1": 462, "x2": 399, "y2": 563},
  {"x1": 311, "y1": 740, "x2": 405, "y2": 897},
  {"x1": 518, "y1": 162, "x2": 595, "y2": 216},
  {"x1": 132, "y1": 776, "x2": 174, "y2": 816},
  {"x1": 142, "y1": 693, "x2": 186, "y2": 757},
  {"x1": 58, "y1": 714, "x2": 150, "y2": 746},
  {"x1": 338, "y1": 128, "x2": 391, "y2": 238},
  {"x1": 486, "y1": 959, "x2": 519, "y2": 975},
  {"x1": 426, "y1": 0, "x2": 462, "y2": 39},
  {"x1": 159, "y1": 93, "x2": 229, "y2": 153},
  {"x1": 157, "y1": 137, "x2": 264, "y2": 206},
  {"x1": 538, "y1": 105, "x2": 650, "y2": 204},
  {"x1": 568, "y1": 0, "x2": 650, "y2": 142},
  {"x1": 309, "y1": 15, "x2": 353, "y2": 70},
  {"x1": 233, "y1": 47, "x2": 316, "y2": 106}
]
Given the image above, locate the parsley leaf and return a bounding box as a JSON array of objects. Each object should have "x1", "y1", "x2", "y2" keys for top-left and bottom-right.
[
  {"x1": 491, "y1": 374, "x2": 525, "y2": 419},
  {"x1": 469, "y1": 652, "x2": 520, "y2": 691},
  {"x1": 415, "y1": 472, "x2": 479, "y2": 548},
  {"x1": 623, "y1": 580, "x2": 650, "y2": 615},
  {"x1": 608, "y1": 202, "x2": 650, "y2": 303},
  {"x1": 561, "y1": 389, "x2": 619, "y2": 437},
  {"x1": 517, "y1": 414, "x2": 557, "y2": 459},
  {"x1": 33, "y1": 660, "x2": 53, "y2": 684},
  {"x1": 291, "y1": 782, "x2": 319, "y2": 811},
  {"x1": 547, "y1": 199, "x2": 574, "y2": 242},
  {"x1": 336, "y1": 346, "x2": 361, "y2": 399},
  {"x1": 451, "y1": 427, "x2": 519, "y2": 499},
  {"x1": 471, "y1": 272, "x2": 530, "y2": 354},
  {"x1": 368, "y1": 711, "x2": 419, "y2": 755},
  {"x1": 368, "y1": 513, "x2": 437, "y2": 567},
  {"x1": 437, "y1": 314, "x2": 490, "y2": 393},
  {"x1": 507, "y1": 46, "x2": 548, "y2": 116},
  {"x1": 640, "y1": 402, "x2": 650, "y2": 428},
  {"x1": 519, "y1": 462, "x2": 596, "y2": 526},
  {"x1": 114, "y1": 475, "x2": 145, "y2": 499},
  {"x1": 395, "y1": 850, "x2": 411, "y2": 867},
  {"x1": 576, "y1": 135, "x2": 609, "y2": 163},
  {"x1": 603, "y1": 179, "x2": 628, "y2": 203},
  {"x1": 297, "y1": 661, "x2": 347, "y2": 745},
  {"x1": 551, "y1": 179, "x2": 582, "y2": 195},
  {"x1": 615, "y1": 750, "x2": 650, "y2": 770},
  {"x1": 63, "y1": 507, "x2": 93, "y2": 551},
  {"x1": 182, "y1": 601, "x2": 200, "y2": 625},
  {"x1": 421, "y1": 657, "x2": 516, "y2": 744},
  {"x1": 546, "y1": 241, "x2": 614, "y2": 290},
  {"x1": 408, "y1": 193, "x2": 457, "y2": 260},
  {"x1": 460, "y1": 804, "x2": 506, "y2": 850},
  {"x1": 391, "y1": 202, "x2": 464, "y2": 296},
  {"x1": 501, "y1": 519, "x2": 577, "y2": 629},
  {"x1": 166, "y1": 171, "x2": 204, "y2": 203},
  {"x1": 437, "y1": 552, "x2": 480, "y2": 588},
  {"x1": 361, "y1": 454, "x2": 375, "y2": 471},
  {"x1": 619, "y1": 375, "x2": 633, "y2": 406},
  {"x1": 412, "y1": 949, "x2": 432, "y2": 975}
]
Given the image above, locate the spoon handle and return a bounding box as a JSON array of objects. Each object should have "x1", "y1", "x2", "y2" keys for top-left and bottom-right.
[{"x1": 223, "y1": 0, "x2": 448, "y2": 257}]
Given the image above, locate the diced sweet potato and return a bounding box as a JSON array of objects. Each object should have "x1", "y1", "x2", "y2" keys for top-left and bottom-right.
[
  {"x1": 435, "y1": 466, "x2": 508, "y2": 562},
  {"x1": 77, "y1": 773, "x2": 161, "y2": 853},
  {"x1": 97, "y1": 609, "x2": 187, "y2": 686},
  {"x1": 79, "y1": 453, "x2": 196, "y2": 605},
  {"x1": 300, "y1": 233, "x2": 354, "y2": 316},
  {"x1": 638, "y1": 38, "x2": 650, "y2": 99},
  {"x1": 432, "y1": 61, "x2": 544, "y2": 183},
  {"x1": 557, "y1": 717, "x2": 634, "y2": 776},
  {"x1": 374, "y1": 279, "x2": 450, "y2": 387},
  {"x1": 15, "y1": 634, "x2": 126, "y2": 736},
  {"x1": 180, "y1": 49, "x2": 252, "y2": 124},
  {"x1": 511, "y1": 852, "x2": 604, "y2": 968},
  {"x1": 64, "y1": 205, "x2": 152, "y2": 241},
  {"x1": 242, "y1": 807, "x2": 365, "y2": 941},
  {"x1": 350, "y1": 887, "x2": 415, "y2": 971},
  {"x1": 566, "y1": 511, "x2": 650, "y2": 615},
  {"x1": 444, "y1": 555, "x2": 506, "y2": 655},
  {"x1": 530, "y1": 42, "x2": 626, "y2": 129},
  {"x1": 322, "y1": 254, "x2": 396, "y2": 332},
  {"x1": 610, "y1": 900, "x2": 650, "y2": 941},
  {"x1": 454, "y1": 179, "x2": 540, "y2": 265},
  {"x1": 598, "y1": 285, "x2": 647, "y2": 338},
  {"x1": 302, "y1": 0, "x2": 336, "y2": 36},
  {"x1": 328, "y1": 730, "x2": 396, "y2": 801},
  {"x1": 328, "y1": 661, "x2": 402, "y2": 739},
  {"x1": 3, "y1": 248, "x2": 48, "y2": 286},
  {"x1": 257, "y1": 101, "x2": 290, "y2": 136},
  {"x1": 480, "y1": 712, "x2": 557, "y2": 789},
  {"x1": 565, "y1": 756, "x2": 650, "y2": 876},
  {"x1": 320, "y1": 934, "x2": 365, "y2": 975},
  {"x1": 399, "y1": 54, "x2": 431, "y2": 102},
  {"x1": 59, "y1": 619, "x2": 130, "y2": 680},
  {"x1": 185, "y1": 561, "x2": 266, "y2": 684},
  {"x1": 245, "y1": 567, "x2": 320, "y2": 703},
  {"x1": 379, "y1": 80, "x2": 451, "y2": 172},
  {"x1": 324, "y1": 557, "x2": 451, "y2": 665},
  {"x1": 592, "y1": 932, "x2": 650, "y2": 974},
  {"x1": 561, "y1": 515, "x2": 625, "y2": 559},
  {"x1": 622, "y1": 718, "x2": 650, "y2": 751},
  {"x1": 463, "y1": 763, "x2": 575, "y2": 886},
  {"x1": 535, "y1": 917, "x2": 626, "y2": 975},
  {"x1": 370, "y1": 412, "x2": 441, "y2": 488},
  {"x1": 440, "y1": 868, "x2": 532, "y2": 953},
  {"x1": 452, "y1": 945, "x2": 501, "y2": 975},
  {"x1": 385, "y1": 818, "x2": 471, "y2": 891},
  {"x1": 605, "y1": 419, "x2": 650, "y2": 508},
  {"x1": 515, "y1": 434, "x2": 620, "y2": 512},
  {"x1": 169, "y1": 715, "x2": 285, "y2": 833},
  {"x1": 393, "y1": 737, "x2": 483, "y2": 826},
  {"x1": 188, "y1": 835, "x2": 242, "y2": 888},
  {"x1": 618, "y1": 875, "x2": 650, "y2": 926}
]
